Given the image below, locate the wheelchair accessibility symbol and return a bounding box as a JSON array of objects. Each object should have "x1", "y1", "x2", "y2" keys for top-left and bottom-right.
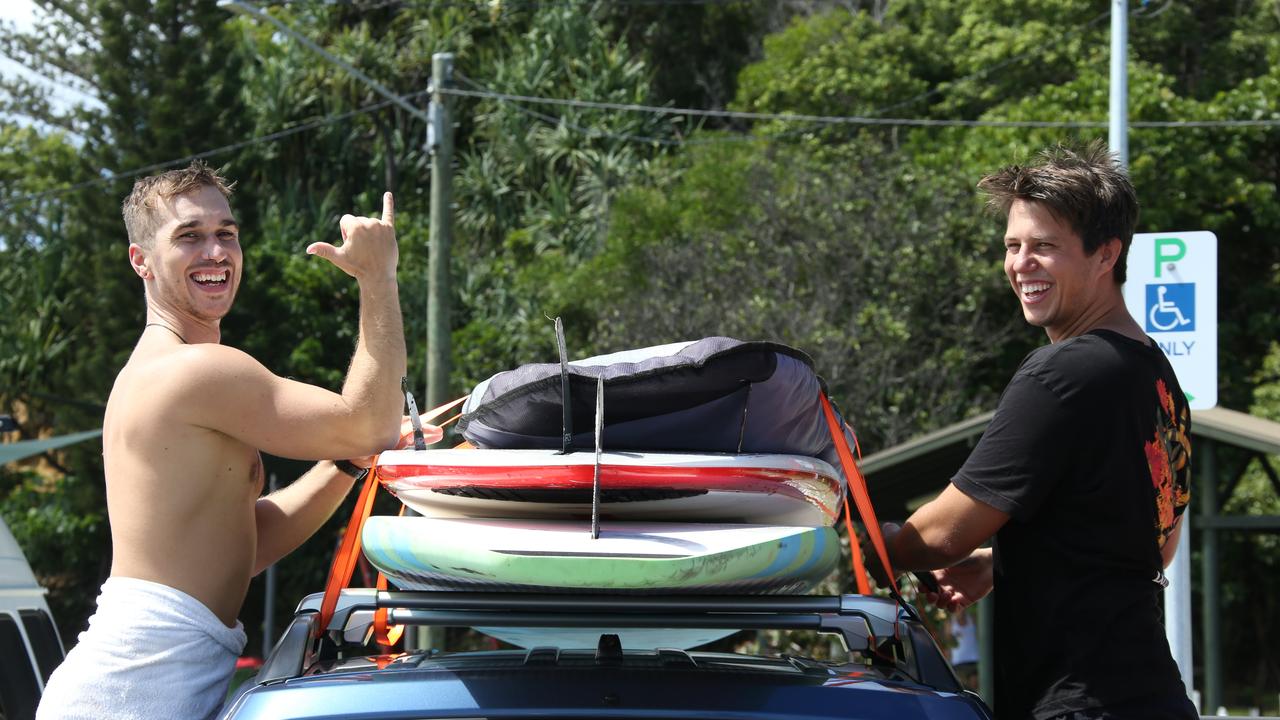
[{"x1": 1145, "y1": 283, "x2": 1195, "y2": 333}]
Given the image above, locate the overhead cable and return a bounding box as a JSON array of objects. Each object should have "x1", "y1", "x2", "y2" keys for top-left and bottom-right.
[
  {"x1": 439, "y1": 85, "x2": 1280, "y2": 129},
  {"x1": 456, "y1": 73, "x2": 811, "y2": 147}
]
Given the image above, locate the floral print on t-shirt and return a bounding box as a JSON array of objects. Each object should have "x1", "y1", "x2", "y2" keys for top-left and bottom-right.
[{"x1": 1145, "y1": 378, "x2": 1192, "y2": 549}]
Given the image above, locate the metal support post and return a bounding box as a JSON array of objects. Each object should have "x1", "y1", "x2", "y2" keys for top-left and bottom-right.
[
  {"x1": 409, "y1": 52, "x2": 454, "y2": 654},
  {"x1": 1201, "y1": 440, "x2": 1221, "y2": 711},
  {"x1": 426, "y1": 52, "x2": 454, "y2": 420},
  {"x1": 1164, "y1": 508, "x2": 1194, "y2": 702},
  {"x1": 1109, "y1": 0, "x2": 1129, "y2": 164}
]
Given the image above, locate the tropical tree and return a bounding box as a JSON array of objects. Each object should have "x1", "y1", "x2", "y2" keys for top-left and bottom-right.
[
  {"x1": 571, "y1": 137, "x2": 1018, "y2": 451},
  {"x1": 731, "y1": 0, "x2": 1280, "y2": 411},
  {"x1": 1, "y1": 0, "x2": 251, "y2": 641}
]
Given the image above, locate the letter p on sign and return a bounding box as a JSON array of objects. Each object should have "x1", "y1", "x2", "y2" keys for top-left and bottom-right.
[{"x1": 1155, "y1": 237, "x2": 1186, "y2": 279}]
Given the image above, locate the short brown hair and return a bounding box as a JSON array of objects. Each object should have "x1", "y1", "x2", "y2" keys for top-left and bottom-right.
[
  {"x1": 978, "y1": 140, "x2": 1139, "y2": 284},
  {"x1": 122, "y1": 160, "x2": 235, "y2": 247}
]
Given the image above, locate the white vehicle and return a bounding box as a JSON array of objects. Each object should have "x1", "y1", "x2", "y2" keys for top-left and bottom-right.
[{"x1": 0, "y1": 517, "x2": 64, "y2": 719}]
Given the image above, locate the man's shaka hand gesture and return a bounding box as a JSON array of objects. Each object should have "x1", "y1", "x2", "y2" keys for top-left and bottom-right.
[{"x1": 307, "y1": 191, "x2": 398, "y2": 281}]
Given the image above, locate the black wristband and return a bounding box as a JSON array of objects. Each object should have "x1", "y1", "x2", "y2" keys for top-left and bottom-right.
[{"x1": 333, "y1": 459, "x2": 369, "y2": 481}]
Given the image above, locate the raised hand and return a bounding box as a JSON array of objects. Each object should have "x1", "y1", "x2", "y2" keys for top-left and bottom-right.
[{"x1": 306, "y1": 192, "x2": 399, "y2": 281}]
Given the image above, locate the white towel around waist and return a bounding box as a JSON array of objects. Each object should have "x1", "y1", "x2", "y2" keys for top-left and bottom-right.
[{"x1": 37, "y1": 576, "x2": 247, "y2": 720}]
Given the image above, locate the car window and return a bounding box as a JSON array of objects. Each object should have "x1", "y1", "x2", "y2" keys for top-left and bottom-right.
[
  {"x1": 18, "y1": 610, "x2": 63, "y2": 683},
  {"x1": 0, "y1": 612, "x2": 40, "y2": 720}
]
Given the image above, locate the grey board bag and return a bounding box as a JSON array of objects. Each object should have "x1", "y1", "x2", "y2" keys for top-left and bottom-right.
[{"x1": 457, "y1": 337, "x2": 858, "y2": 482}]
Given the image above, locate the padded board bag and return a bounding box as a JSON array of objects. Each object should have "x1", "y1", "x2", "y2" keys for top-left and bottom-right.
[{"x1": 458, "y1": 337, "x2": 859, "y2": 488}]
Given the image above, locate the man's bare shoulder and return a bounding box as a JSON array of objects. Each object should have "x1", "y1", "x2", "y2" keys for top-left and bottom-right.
[{"x1": 115, "y1": 343, "x2": 276, "y2": 417}]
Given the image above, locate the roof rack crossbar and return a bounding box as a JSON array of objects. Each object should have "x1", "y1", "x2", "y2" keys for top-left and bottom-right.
[
  {"x1": 386, "y1": 609, "x2": 846, "y2": 631},
  {"x1": 256, "y1": 591, "x2": 953, "y2": 689},
  {"x1": 373, "y1": 609, "x2": 879, "y2": 662},
  {"x1": 378, "y1": 591, "x2": 849, "y2": 614},
  {"x1": 318, "y1": 591, "x2": 902, "y2": 646}
]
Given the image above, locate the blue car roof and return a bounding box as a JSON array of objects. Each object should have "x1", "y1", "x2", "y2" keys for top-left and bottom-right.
[
  {"x1": 219, "y1": 589, "x2": 992, "y2": 719},
  {"x1": 224, "y1": 648, "x2": 990, "y2": 719}
]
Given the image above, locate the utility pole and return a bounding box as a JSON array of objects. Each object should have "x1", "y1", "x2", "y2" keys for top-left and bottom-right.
[
  {"x1": 427, "y1": 53, "x2": 454, "y2": 422},
  {"x1": 1108, "y1": 0, "x2": 1129, "y2": 165},
  {"x1": 1113, "y1": 0, "x2": 1195, "y2": 704},
  {"x1": 405, "y1": 52, "x2": 455, "y2": 656},
  {"x1": 1110, "y1": 0, "x2": 1194, "y2": 705}
]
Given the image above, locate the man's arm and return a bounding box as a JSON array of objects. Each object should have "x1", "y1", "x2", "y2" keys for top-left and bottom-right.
[
  {"x1": 169, "y1": 193, "x2": 407, "y2": 461},
  {"x1": 253, "y1": 461, "x2": 357, "y2": 575},
  {"x1": 879, "y1": 484, "x2": 1007, "y2": 614},
  {"x1": 311, "y1": 193, "x2": 407, "y2": 453},
  {"x1": 884, "y1": 483, "x2": 1009, "y2": 571},
  {"x1": 252, "y1": 417, "x2": 442, "y2": 573}
]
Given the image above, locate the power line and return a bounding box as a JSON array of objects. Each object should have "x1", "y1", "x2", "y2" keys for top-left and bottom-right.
[
  {"x1": 8, "y1": 80, "x2": 1275, "y2": 217},
  {"x1": 438, "y1": 84, "x2": 1280, "y2": 129},
  {"x1": 0, "y1": 91, "x2": 426, "y2": 214},
  {"x1": 456, "y1": 73, "x2": 804, "y2": 147},
  {"x1": 226, "y1": 1, "x2": 429, "y2": 123},
  {"x1": 7, "y1": 7, "x2": 1278, "y2": 217},
  {"x1": 452, "y1": 8, "x2": 1117, "y2": 145}
]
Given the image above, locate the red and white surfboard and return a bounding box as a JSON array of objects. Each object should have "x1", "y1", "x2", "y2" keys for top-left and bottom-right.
[{"x1": 375, "y1": 448, "x2": 842, "y2": 527}]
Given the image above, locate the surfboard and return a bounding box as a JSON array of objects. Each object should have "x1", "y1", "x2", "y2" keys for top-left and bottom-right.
[
  {"x1": 375, "y1": 449, "x2": 841, "y2": 527},
  {"x1": 361, "y1": 516, "x2": 840, "y2": 595}
]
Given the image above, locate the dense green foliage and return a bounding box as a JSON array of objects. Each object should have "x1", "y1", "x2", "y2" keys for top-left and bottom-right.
[
  {"x1": 574, "y1": 139, "x2": 1016, "y2": 448},
  {"x1": 1, "y1": 0, "x2": 1278, "y2": 707}
]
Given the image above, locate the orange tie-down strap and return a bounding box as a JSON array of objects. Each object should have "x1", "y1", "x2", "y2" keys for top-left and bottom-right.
[
  {"x1": 317, "y1": 395, "x2": 469, "y2": 640},
  {"x1": 818, "y1": 392, "x2": 899, "y2": 598},
  {"x1": 372, "y1": 510, "x2": 404, "y2": 647}
]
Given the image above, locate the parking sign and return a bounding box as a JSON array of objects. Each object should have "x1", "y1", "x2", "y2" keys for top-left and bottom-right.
[{"x1": 1122, "y1": 232, "x2": 1217, "y2": 409}]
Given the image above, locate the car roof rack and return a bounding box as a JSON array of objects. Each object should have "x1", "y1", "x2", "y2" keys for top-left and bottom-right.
[{"x1": 255, "y1": 589, "x2": 961, "y2": 695}]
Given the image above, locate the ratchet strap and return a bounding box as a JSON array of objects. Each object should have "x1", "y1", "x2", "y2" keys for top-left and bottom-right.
[
  {"x1": 316, "y1": 395, "x2": 469, "y2": 640},
  {"x1": 819, "y1": 392, "x2": 899, "y2": 597}
]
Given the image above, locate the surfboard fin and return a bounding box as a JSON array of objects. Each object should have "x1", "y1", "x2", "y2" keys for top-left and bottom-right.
[
  {"x1": 591, "y1": 373, "x2": 604, "y2": 540},
  {"x1": 555, "y1": 317, "x2": 573, "y2": 455},
  {"x1": 403, "y1": 378, "x2": 427, "y2": 451}
]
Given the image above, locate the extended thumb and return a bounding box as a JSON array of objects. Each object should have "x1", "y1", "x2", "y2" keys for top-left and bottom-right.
[{"x1": 306, "y1": 242, "x2": 337, "y2": 259}]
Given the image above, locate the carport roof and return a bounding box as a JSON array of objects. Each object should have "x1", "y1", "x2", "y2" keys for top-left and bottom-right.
[{"x1": 862, "y1": 406, "x2": 1280, "y2": 521}]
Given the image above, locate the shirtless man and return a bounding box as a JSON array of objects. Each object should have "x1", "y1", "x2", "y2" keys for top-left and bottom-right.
[{"x1": 37, "y1": 161, "x2": 409, "y2": 720}]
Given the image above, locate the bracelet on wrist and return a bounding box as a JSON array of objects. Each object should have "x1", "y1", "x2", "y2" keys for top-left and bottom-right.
[{"x1": 333, "y1": 459, "x2": 370, "y2": 481}]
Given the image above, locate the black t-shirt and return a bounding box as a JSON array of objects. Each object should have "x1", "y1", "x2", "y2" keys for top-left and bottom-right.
[{"x1": 952, "y1": 330, "x2": 1192, "y2": 719}]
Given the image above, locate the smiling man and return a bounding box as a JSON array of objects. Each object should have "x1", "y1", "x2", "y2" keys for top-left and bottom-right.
[
  {"x1": 882, "y1": 142, "x2": 1195, "y2": 720},
  {"x1": 37, "y1": 161, "x2": 408, "y2": 720}
]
